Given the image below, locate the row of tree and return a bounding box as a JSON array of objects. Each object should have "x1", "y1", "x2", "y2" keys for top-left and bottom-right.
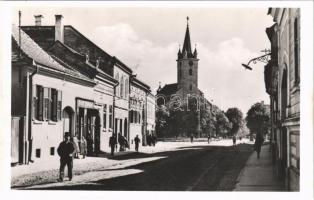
[{"x1": 156, "y1": 99, "x2": 270, "y2": 138}]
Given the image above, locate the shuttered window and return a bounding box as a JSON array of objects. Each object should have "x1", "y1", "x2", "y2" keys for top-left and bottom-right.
[
  {"x1": 32, "y1": 85, "x2": 37, "y2": 120},
  {"x1": 109, "y1": 105, "x2": 113, "y2": 129}
]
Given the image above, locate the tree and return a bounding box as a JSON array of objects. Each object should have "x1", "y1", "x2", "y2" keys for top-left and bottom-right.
[
  {"x1": 215, "y1": 111, "x2": 232, "y2": 137},
  {"x1": 246, "y1": 102, "x2": 270, "y2": 136},
  {"x1": 155, "y1": 105, "x2": 170, "y2": 138},
  {"x1": 225, "y1": 107, "x2": 243, "y2": 136}
]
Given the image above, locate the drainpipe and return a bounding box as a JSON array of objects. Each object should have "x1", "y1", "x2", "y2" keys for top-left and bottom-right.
[{"x1": 25, "y1": 61, "x2": 38, "y2": 164}]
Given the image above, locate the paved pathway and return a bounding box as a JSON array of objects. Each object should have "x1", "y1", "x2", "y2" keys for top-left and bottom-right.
[{"x1": 234, "y1": 144, "x2": 285, "y2": 191}]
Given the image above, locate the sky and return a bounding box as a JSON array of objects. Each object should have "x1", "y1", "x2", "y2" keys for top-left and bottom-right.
[{"x1": 12, "y1": 6, "x2": 274, "y2": 114}]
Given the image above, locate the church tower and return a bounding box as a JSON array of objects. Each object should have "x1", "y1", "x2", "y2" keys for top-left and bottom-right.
[{"x1": 177, "y1": 17, "x2": 199, "y2": 96}]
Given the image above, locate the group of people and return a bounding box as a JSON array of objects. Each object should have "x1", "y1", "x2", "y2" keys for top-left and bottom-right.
[
  {"x1": 146, "y1": 134, "x2": 157, "y2": 146},
  {"x1": 109, "y1": 133, "x2": 141, "y2": 157}
]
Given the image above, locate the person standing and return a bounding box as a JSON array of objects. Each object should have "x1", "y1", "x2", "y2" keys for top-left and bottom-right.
[
  {"x1": 80, "y1": 136, "x2": 87, "y2": 159},
  {"x1": 190, "y1": 134, "x2": 194, "y2": 143},
  {"x1": 207, "y1": 135, "x2": 211, "y2": 144},
  {"x1": 232, "y1": 135, "x2": 237, "y2": 147},
  {"x1": 254, "y1": 133, "x2": 264, "y2": 159},
  {"x1": 72, "y1": 135, "x2": 80, "y2": 159},
  {"x1": 134, "y1": 135, "x2": 141, "y2": 152},
  {"x1": 57, "y1": 132, "x2": 75, "y2": 182},
  {"x1": 109, "y1": 134, "x2": 117, "y2": 157}
]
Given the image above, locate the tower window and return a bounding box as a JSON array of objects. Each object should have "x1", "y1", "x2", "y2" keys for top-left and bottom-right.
[{"x1": 189, "y1": 68, "x2": 192, "y2": 76}]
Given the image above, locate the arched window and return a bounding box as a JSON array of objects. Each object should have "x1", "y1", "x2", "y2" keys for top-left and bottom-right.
[
  {"x1": 120, "y1": 76, "x2": 124, "y2": 98},
  {"x1": 189, "y1": 68, "x2": 192, "y2": 76},
  {"x1": 294, "y1": 18, "x2": 299, "y2": 85}
]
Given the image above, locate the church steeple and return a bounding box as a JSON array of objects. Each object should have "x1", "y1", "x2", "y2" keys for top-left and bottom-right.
[{"x1": 182, "y1": 16, "x2": 193, "y2": 58}]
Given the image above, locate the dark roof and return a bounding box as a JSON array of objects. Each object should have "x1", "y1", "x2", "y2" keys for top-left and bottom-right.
[
  {"x1": 131, "y1": 76, "x2": 151, "y2": 92},
  {"x1": 157, "y1": 83, "x2": 178, "y2": 96},
  {"x1": 64, "y1": 25, "x2": 133, "y2": 74},
  {"x1": 12, "y1": 25, "x2": 93, "y2": 82},
  {"x1": 48, "y1": 40, "x2": 118, "y2": 84}
]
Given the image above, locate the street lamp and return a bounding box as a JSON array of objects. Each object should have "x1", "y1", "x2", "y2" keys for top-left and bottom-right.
[{"x1": 241, "y1": 49, "x2": 271, "y2": 70}]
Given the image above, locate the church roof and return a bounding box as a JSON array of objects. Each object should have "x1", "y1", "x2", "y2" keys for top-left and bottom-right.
[
  {"x1": 182, "y1": 23, "x2": 192, "y2": 56},
  {"x1": 157, "y1": 83, "x2": 178, "y2": 96}
]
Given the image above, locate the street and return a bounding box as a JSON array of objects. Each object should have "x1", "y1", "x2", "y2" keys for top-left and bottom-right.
[{"x1": 13, "y1": 142, "x2": 253, "y2": 191}]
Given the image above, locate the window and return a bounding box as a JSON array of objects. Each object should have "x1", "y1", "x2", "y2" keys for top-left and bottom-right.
[
  {"x1": 36, "y1": 149, "x2": 41, "y2": 158},
  {"x1": 189, "y1": 68, "x2": 192, "y2": 76},
  {"x1": 43, "y1": 88, "x2": 50, "y2": 121},
  {"x1": 103, "y1": 104, "x2": 107, "y2": 128},
  {"x1": 32, "y1": 85, "x2": 62, "y2": 122},
  {"x1": 294, "y1": 18, "x2": 299, "y2": 85},
  {"x1": 50, "y1": 147, "x2": 55, "y2": 156},
  {"x1": 190, "y1": 84, "x2": 192, "y2": 91},
  {"x1": 120, "y1": 76, "x2": 124, "y2": 98},
  {"x1": 125, "y1": 78, "x2": 129, "y2": 99},
  {"x1": 36, "y1": 85, "x2": 44, "y2": 121},
  {"x1": 109, "y1": 105, "x2": 113, "y2": 129}
]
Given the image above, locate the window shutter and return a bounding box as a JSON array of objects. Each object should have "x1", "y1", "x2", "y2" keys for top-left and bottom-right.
[
  {"x1": 32, "y1": 85, "x2": 37, "y2": 120},
  {"x1": 38, "y1": 86, "x2": 44, "y2": 121},
  {"x1": 57, "y1": 90, "x2": 62, "y2": 121}
]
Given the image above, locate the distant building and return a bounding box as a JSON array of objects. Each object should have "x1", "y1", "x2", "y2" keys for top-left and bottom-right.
[
  {"x1": 265, "y1": 8, "x2": 300, "y2": 191},
  {"x1": 157, "y1": 17, "x2": 210, "y2": 137},
  {"x1": 129, "y1": 77, "x2": 150, "y2": 147}
]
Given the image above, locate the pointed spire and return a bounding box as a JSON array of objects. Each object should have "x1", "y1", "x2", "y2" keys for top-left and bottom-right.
[
  {"x1": 193, "y1": 44, "x2": 198, "y2": 58},
  {"x1": 182, "y1": 16, "x2": 192, "y2": 57},
  {"x1": 177, "y1": 44, "x2": 182, "y2": 59}
]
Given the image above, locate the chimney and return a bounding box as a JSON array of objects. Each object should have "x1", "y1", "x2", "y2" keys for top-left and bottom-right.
[
  {"x1": 55, "y1": 15, "x2": 63, "y2": 43},
  {"x1": 34, "y1": 15, "x2": 43, "y2": 26}
]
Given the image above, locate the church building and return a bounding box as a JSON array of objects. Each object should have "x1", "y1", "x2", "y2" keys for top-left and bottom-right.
[{"x1": 157, "y1": 17, "x2": 210, "y2": 137}]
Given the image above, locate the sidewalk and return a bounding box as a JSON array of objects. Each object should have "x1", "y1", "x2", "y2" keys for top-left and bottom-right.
[{"x1": 234, "y1": 144, "x2": 285, "y2": 191}]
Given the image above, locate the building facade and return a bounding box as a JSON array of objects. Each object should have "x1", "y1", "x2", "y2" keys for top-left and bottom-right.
[
  {"x1": 265, "y1": 8, "x2": 300, "y2": 191},
  {"x1": 12, "y1": 14, "x2": 155, "y2": 164},
  {"x1": 129, "y1": 77, "x2": 151, "y2": 147}
]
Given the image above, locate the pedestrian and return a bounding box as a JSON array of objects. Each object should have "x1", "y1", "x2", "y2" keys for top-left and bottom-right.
[
  {"x1": 57, "y1": 132, "x2": 75, "y2": 182},
  {"x1": 118, "y1": 133, "x2": 125, "y2": 151},
  {"x1": 86, "y1": 132, "x2": 93, "y2": 156},
  {"x1": 254, "y1": 133, "x2": 264, "y2": 159},
  {"x1": 80, "y1": 136, "x2": 87, "y2": 159},
  {"x1": 109, "y1": 134, "x2": 117, "y2": 157},
  {"x1": 152, "y1": 135, "x2": 156, "y2": 146},
  {"x1": 72, "y1": 135, "x2": 80, "y2": 159},
  {"x1": 207, "y1": 134, "x2": 210, "y2": 144},
  {"x1": 134, "y1": 135, "x2": 141, "y2": 152},
  {"x1": 232, "y1": 135, "x2": 237, "y2": 147},
  {"x1": 190, "y1": 134, "x2": 194, "y2": 143}
]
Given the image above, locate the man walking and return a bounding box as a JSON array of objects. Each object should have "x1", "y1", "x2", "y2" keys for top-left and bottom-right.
[
  {"x1": 254, "y1": 133, "x2": 264, "y2": 159},
  {"x1": 109, "y1": 134, "x2": 117, "y2": 157},
  {"x1": 134, "y1": 135, "x2": 141, "y2": 152},
  {"x1": 57, "y1": 132, "x2": 75, "y2": 182}
]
